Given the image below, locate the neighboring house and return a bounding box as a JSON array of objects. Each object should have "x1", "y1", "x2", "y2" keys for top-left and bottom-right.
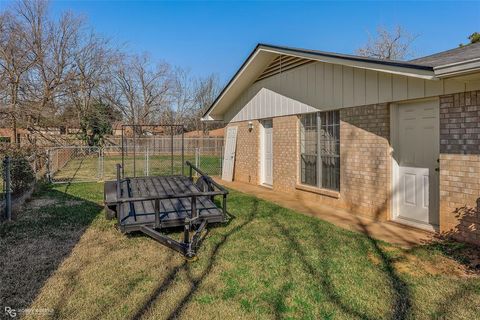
[
  {"x1": 112, "y1": 122, "x2": 125, "y2": 136},
  {"x1": 0, "y1": 128, "x2": 29, "y2": 145},
  {"x1": 202, "y1": 43, "x2": 480, "y2": 245},
  {"x1": 184, "y1": 128, "x2": 225, "y2": 138}
]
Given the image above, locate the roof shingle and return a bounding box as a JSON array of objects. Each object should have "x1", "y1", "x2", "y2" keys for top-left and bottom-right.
[{"x1": 410, "y1": 42, "x2": 480, "y2": 67}]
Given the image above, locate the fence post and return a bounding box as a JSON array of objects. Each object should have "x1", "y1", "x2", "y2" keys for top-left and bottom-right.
[
  {"x1": 195, "y1": 147, "x2": 199, "y2": 177},
  {"x1": 33, "y1": 150, "x2": 37, "y2": 178},
  {"x1": 101, "y1": 148, "x2": 105, "y2": 180},
  {"x1": 97, "y1": 148, "x2": 102, "y2": 181},
  {"x1": 4, "y1": 156, "x2": 12, "y2": 221},
  {"x1": 46, "y1": 149, "x2": 52, "y2": 183},
  {"x1": 145, "y1": 146, "x2": 149, "y2": 176}
]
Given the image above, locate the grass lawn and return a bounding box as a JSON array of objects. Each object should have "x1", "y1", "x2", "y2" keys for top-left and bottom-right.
[
  {"x1": 1, "y1": 182, "x2": 479, "y2": 319},
  {"x1": 52, "y1": 155, "x2": 222, "y2": 182}
]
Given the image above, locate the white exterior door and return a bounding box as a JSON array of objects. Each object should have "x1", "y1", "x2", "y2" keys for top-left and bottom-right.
[
  {"x1": 222, "y1": 126, "x2": 238, "y2": 182},
  {"x1": 261, "y1": 120, "x2": 273, "y2": 185},
  {"x1": 395, "y1": 99, "x2": 439, "y2": 226}
]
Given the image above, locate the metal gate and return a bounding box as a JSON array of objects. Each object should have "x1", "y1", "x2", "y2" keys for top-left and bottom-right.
[{"x1": 120, "y1": 124, "x2": 185, "y2": 178}]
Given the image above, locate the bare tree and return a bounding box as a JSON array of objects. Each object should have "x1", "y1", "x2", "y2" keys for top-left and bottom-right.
[
  {"x1": 25, "y1": 9, "x2": 82, "y2": 125},
  {"x1": 192, "y1": 74, "x2": 221, "y2": 132},
  {"x1": 0, "y1": 0, "x2": 221, "y2": 146},
  {"x1": 167, "y1": 67, "x2": 195, "y2": 126},
  {"x1": 105, "y1": 54, "x2": 172, "y2": 125},
  {"x1": 166, "y1": 70, "x2": 221, "y2": 131},
  {"x1": 0, "y1": 5, "x2": 39, "y2": 142},
  {"x1": 66, "y1": 32, "x2": 115, "y2": 127},
  {"x1": 356, "y1": 25, "x2": 418, "y2": 60}
]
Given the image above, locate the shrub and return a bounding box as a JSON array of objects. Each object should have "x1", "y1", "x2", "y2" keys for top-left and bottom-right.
[
  {"x1": 8, "y1": 156, "x2": 35, "y2": 195},
  {"x1": 1, "y1": 145, "x2": 36, "y2": 195}
]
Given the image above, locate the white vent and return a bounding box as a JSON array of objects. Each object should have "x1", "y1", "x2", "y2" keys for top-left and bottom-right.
[{"x1": 255, "y1": 55, "x2": 313, "y2": 82}]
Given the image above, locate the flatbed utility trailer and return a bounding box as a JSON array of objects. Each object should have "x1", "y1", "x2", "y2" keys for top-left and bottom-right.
[{"x1": 104, "y1": 161, "x2": 228, "y2": 258}]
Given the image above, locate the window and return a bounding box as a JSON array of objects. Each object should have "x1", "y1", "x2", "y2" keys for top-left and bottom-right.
[{"x1": 299, "y1": 111, "x2": 340, "y2": 191}]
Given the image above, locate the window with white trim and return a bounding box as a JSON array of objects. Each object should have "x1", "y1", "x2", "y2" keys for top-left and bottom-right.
[{"x1": 299, "y1": 111, "x2": 340, "y2": 191}]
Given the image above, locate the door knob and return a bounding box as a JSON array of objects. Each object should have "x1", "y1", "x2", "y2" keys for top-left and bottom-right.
[{"x1": 435, "y1": 168, "x2": 439, "y2": 172}]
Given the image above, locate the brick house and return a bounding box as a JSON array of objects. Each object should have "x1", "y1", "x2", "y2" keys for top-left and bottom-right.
[{"x1": 202, "y1": 43, "x2": 480, "y2": 245}]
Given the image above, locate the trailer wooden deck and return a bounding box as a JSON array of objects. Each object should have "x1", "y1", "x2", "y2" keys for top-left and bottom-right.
[
  {"x1": 105, "y1": 175, "x2": 225, "y2": 232},
  {"x1": 104, "y1": 161, "x2": 228, "y2": 258}
]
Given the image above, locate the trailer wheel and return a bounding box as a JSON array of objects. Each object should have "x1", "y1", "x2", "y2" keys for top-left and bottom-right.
[{"x1": 105, "y1": 206, "x2": 116, "y2": 220}]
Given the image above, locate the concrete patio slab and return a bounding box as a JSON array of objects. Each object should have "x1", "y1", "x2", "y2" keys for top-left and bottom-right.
[{"x1": 216, "y1": 179, "x2": 434, "y2": 248}]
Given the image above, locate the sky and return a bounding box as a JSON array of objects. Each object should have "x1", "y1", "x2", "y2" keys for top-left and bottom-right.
[{"x1": 2, "y1": 1, "x2": 480, "y2": 84}]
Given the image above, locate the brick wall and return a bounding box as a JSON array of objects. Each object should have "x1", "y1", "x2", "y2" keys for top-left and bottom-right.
[
  {"x1": 228, "y1": 105, "x2": 391, "y2": 221},
  {"x1": 228, "y1": 120, "x2": 260, "y2": 184},
  {"x1": 339, "y1": 104, "x2": 391, "y2": 220},
  {"x1": 439, "y1": 91, "x2": 480, "y2": 245},
  {"x1": 272, "y1": 116, "x2": 298, "y2": 192}
]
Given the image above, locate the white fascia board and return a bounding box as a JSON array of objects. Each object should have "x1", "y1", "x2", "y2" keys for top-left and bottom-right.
[
  {"x1": 201, "y1": 115, "x2": 215, "y2": 121},
  {"x1": 434, "y1": 58, "x2": 480, "y2": 78}
]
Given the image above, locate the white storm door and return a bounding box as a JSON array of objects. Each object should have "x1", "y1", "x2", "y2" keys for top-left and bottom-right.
[
  {"x1": 262, "y1": 120, "x2": 273, "y2": 185},
  {"x1": 222, "y1": 126, "x2": 238, "y2": 182},
  {"x1": 396, "y1": 100, "x2": 439, "y2": 226}
]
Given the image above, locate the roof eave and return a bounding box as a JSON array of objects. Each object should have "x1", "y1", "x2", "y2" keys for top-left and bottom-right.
[
  {"x1": 434, "y1": 57, "x2": 480, "y2": 78},
  {"x1": 202, "y1": 44, "x2": 436, "y2": 121}
]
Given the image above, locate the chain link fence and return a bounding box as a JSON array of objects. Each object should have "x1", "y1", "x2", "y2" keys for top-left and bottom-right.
[
  {"x1": 46, "y1": 144, "x2": 223, "y2": 184},
  {"x1": 47, "y1": 146, "x2": 102, "y2": 183},
  {"x1": 0, "y1": 137, "x2": 224, "y2": 219}
]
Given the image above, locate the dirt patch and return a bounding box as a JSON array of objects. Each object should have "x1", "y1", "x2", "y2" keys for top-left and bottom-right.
[
  {"x1": 27, "y1": 197, "x2": 59, "y2": 209},
  {"x1": 64, "y1": 200, "x2": 84, "y2": 206},
  {"x1": 367, "y1": 252, "x2": 381, "y2": 266},
  {"x1": 394, "y1": 253, "x2": 473, "y2": 277},
  {"x1": 26, "y1": 198, "x2": 84, "y2": 210}
]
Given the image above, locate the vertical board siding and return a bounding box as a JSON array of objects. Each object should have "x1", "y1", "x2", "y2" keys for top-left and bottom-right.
[
  {"x1": 333, "y1": 65, "x2": 343, "y2": 107},
  {"x1": 224, "y1": 60, "x2": 479, "y2": 123},
  {"x1": 408, "y1": 77, "x2": 425, "y2": 99},
  {"x1": 354, "y1": 68, "x2": 366, "y2": 106},
  {"x1": 365, "y1": 70, "x2": 379, "y2": 105},
  {"x1": 392, "y1": 75, "x2": 408, "y2": 101},
  {"x1": 426, "y1": 79, "x2": 443, "y2": 97},
  {"x1": 316, "y1": 63, "x2": 325, "y2": 107},
  {"x1": 378, "y1": 73, "x2": 393, "y2": 103},
  {"x1": 343, "y1": 66, "x2": 354, "y2": 107},
  {"x1": 444, "y1": 79, "x2": 466, "y2": 94},
  {"x1": 324, "y1": 63, "x2": 334, "y2": 106}
]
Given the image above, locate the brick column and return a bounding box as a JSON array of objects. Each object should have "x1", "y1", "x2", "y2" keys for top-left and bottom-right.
[
  {"x1": 340, "y1": 104, "x2": 391, "y2": 220},
  {"x1": 272, "y1": 116, "x2": 298, "y2": 192},
  {"x1": 439, "y1": 91, "x2": 480, "y2": 245}
]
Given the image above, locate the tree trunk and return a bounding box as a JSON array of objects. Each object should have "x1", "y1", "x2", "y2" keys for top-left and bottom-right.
[{"x1": 12, "y1": 114, "x2": 17, "y2": 145}]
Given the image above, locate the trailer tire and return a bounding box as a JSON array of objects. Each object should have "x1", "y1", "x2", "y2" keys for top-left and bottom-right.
[{"x1": 105, "y1": 206, "x2": 116, "y2": 220}]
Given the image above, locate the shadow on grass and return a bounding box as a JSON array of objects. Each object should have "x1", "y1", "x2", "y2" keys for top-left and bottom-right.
[
  {"x1": 0, "y1": 184, "x2": 102, "y2": 311},
  {"x1": 131, "y1": 199, "x2": 259, "y2": 320},
  {"x1": 431, "y1": 281, "x2": 480, "y2": 319},
  {"x1": 60, "y1": 157, "x2": 86, "y2": 194},
  {"x1": 271, "y1": 217, "x2": 378, "y2": 320},
  {"x1": 354, "y1": 220, "x2": 412, "y2": 320},
  {"x1": 270, "y1": 209, "x2": 413, "y2": 320}
]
